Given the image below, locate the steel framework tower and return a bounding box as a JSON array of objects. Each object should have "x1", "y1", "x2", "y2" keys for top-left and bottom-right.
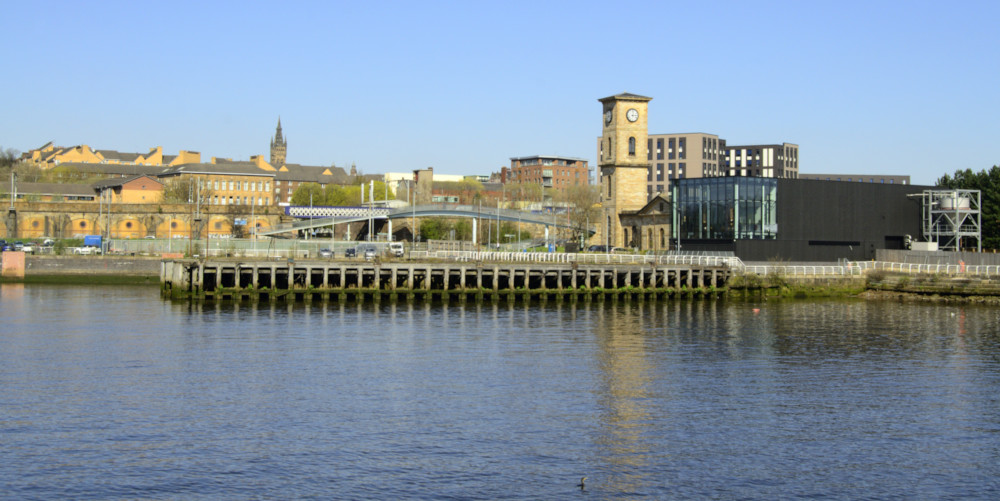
[{"x1": 917, "y1": 189, "x2": 981, "y2": 252}]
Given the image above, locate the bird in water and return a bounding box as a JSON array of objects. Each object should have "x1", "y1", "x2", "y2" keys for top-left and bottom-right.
[{"x1": 578, "y1": 476, "x2": 587, "y2": 490}]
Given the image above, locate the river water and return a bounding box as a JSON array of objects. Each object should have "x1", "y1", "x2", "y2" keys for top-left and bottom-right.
[{"x1": 1, "y1": 284, "x2": 998, "y2": 499}]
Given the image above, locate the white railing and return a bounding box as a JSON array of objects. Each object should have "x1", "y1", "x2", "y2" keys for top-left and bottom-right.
[
  {"x1": 742, "y1": 265, "x2": 863, "y2": 277},
  {"x1": 850, "y1": 261, "x2": 1000, "y2": 277},
  {"x1": 409, "y1": 250, "x2": 738, "y2": 267},
  {"x1": 407, "y1": 252, "x2": 1000, "y2": 279}
]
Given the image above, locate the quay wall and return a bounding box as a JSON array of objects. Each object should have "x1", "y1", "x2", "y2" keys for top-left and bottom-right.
[
  {"x1": 161, "y1": 259, "x2": 730, "y2": 301},
  {"x1": 5, "y1": 255, "x2": 162, "y2": 277}
]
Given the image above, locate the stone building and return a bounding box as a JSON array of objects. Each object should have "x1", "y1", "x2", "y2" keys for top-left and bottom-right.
[{"x1": 597, "y1": 92, "x2": 653, "y2": 249}]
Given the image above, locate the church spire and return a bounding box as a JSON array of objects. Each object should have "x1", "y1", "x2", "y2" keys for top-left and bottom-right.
[{"x1": 270, "y1": 117, "x2": 287, "y2": 166}]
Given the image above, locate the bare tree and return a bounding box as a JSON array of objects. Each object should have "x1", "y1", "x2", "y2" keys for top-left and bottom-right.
[
  {"x1": 161, "y1": 177, "x2": 214, "y2": 204},
  {"x1": 556, "y1": 184, "x2": 601, "y2": 242}
]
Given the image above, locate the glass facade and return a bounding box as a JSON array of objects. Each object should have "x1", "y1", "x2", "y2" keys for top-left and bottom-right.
[{"x1": 675, "y1": 177, "x2": 777, "y2": 240}]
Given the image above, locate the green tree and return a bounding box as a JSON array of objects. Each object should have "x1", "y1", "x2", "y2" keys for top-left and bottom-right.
[
  {"x1": 936, "y1": 165, "x2": 1000, "y2": 249},
  {"x1": 291, "y1": 182, "x2": 326, "y2": 206},
  {"x1": 453, "y1": 219, "x2": 473, "y2": 240},
  {"x1": 509, "y1": 182, "x2": 543, "y2": 203},
  {"x1": 315, "y1": 181, "x2": 395, "y2": 206},
  {"x1": 419, "y1": 217, "x2": 451, "y2": 240},
  {"x1": 499, "y1": 222, "x2": 531, "y2": 243}
]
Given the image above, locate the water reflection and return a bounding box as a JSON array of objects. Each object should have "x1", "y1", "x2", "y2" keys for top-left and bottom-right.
[{"x1": 4, "y1": 289, "x2": 1000, "y2": 499}]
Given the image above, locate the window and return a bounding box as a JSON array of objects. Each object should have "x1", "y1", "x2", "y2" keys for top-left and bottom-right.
[{"x1": 628, "y1": 137, "x2": 636, "y2": 156}]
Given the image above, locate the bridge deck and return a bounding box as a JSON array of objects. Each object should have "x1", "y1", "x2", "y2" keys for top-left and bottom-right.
[{"x1": 257, "y1": 204, "x2": 591, "y2": 236}]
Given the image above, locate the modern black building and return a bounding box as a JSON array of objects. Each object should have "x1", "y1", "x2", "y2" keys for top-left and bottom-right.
[{"x1": 673, "y1": 178, "x2": 930, "y2": 261}]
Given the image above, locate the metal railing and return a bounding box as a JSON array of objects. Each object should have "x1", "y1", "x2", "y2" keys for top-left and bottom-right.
[
  {"x1": 409, "y1": 250, "x2": 738, "y2": 267},
  {"x1": 850, "y1": 261, "x2": 1000, "y2": 277}
]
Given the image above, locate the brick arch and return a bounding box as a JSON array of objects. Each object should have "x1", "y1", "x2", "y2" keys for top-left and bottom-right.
[
  {"x1": 250, "y1": 217, "x2": 271, "y2": 231},
  {"x1": 156, "y1": 217, "x2": 191, "y2": 238},
  {"x1": 67, "y1": 217, "x2": 100, "y2": 238},
  {"x1": 112, "y1": 217, "x2": 146, "y2": 239},
  {"x1": 208, "y1": 216, "x2": 232, "y2": 238},
  {"x1": 22, "y1": 215, "x2": 48, "y2": 239}
]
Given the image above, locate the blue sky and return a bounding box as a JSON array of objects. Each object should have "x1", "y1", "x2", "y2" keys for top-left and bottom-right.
[{"x1": 2, "y1": 0, "x2": 997, "y2": 184}]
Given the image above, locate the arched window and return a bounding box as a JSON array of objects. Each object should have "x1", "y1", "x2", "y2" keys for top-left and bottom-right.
[
  {"x1": 660, "y1": 228, "x2": 665, "y2": 248},
  {"x1": 628, "y1": 137, "x2": 636, "y2": 156}
]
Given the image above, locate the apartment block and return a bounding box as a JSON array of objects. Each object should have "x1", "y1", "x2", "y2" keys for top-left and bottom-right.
[
  {"x1": 723, "y1": 142, "x2": 799, "y2": 179},
  {"x1": 508, "y1": 155, "x2": 590, "y2": 199}
]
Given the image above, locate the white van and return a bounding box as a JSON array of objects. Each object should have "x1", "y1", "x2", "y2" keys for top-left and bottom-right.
[{"x1": 388, "y1": 242, "x2": 404, "y2": 257}]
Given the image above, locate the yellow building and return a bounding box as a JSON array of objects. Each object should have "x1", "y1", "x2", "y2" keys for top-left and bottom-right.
[
  {"x1": 24, "y1": 142, "x2": 201, "y2": 168},
  {"x1": 159, "y1": 163, "x2": 276, "y2": 207},
  {"x1": 93, "y1": 175, "x2": 164, "y2": 204}
]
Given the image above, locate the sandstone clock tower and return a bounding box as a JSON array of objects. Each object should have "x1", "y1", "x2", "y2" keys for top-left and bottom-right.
[{"x1": 598, "y1": 92, "x2": 651, "y2": 249}]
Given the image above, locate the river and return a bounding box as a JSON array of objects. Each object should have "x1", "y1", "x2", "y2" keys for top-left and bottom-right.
[{"x1": 1, "y1": 284, "x2": 998, "y2": 499}]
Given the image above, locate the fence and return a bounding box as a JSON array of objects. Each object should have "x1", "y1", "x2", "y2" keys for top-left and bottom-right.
[
  {"x1": 410, "y1": 250, "x2": 1000, "y2": 279},
  {"x1": 409, "y1": 250, "x2": 739, "y2": 267}
]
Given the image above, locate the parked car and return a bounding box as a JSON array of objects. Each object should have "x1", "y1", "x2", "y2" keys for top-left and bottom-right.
[
  {"x1": 344, "y1": 247, "x2": 357, "y2": 258},
  {"x1": 20, "y1": 242, "x2": 36, "y2": 254},
  {"x1": 318, "y1": 248, "x2": 333, "y2": 258},
  {"x1": 388, "y1": 242, "x2": 404, "y2": 257},
  {"x1": 587, "y1": 245, "x2": 610, "y2": 253},
  {"x1": 13, "y1": 241, "x2": 24, "y2": 251},
  {"x1": 358, "y1": 244, "x2": 378, "y2": 261}
]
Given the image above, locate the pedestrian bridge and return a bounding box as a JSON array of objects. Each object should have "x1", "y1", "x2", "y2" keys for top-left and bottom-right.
[{"x1": 256, "y1": 204, "x2": 591, "y2": 237}]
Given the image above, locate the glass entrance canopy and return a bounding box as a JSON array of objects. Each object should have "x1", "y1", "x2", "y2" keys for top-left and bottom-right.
[{"x1": 674, "y1": 177, "x2": 777, "y2": 240}]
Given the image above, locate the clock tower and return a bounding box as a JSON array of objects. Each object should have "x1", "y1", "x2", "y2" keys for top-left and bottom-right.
[{"x1": 598, "y1": 92, "x2": 651, "y2": 249}]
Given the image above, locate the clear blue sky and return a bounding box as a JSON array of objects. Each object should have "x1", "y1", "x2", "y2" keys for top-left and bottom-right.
[{"x1": 2, "y1": 0, "x2": 997, "y2": 185}]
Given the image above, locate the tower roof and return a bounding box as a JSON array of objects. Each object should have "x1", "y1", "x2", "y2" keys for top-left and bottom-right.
[{"x1": 598, "y1": 92, "x2": 652, "y2": 103}]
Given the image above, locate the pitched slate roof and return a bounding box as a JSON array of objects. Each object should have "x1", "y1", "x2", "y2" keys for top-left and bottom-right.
[
  {"x1": 160, "y1": 163, "x2": 277, "y2": 177},
  {"x1": 53, "y1": 162, "x2": 169, "y2": 177},
  {"x1": 95, "y1": 149, "x2": 143, "y2": 162},
  {"x1": 276, "y1": 163, "x2": 349, "y2": 184},
  {"x1": 91, "y1": 175, "x2": 163, "y2": 189},
  {"x1": 15, "y1": 182, "x2": 98, "y2": 197}
]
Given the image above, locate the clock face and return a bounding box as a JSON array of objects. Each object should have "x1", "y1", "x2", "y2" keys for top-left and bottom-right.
[
  {"x1": 604, "y1": 110, "x2": 612, "y2": 125},
  {"x1": 626, "y1": 109, "x2": 639, "y2": 122}
]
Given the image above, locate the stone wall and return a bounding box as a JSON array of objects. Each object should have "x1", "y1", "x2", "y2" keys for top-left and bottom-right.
[{"x1": 22, "y1": 256, "x2": 161, "y2": 277}]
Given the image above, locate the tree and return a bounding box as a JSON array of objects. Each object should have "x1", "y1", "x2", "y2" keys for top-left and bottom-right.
[
  {"x1": 508, "y1": 182, "x2": 543, "y2": 203},
  {"x1": 937, "y1": 165, "x2": 1000, "y2": 249},
  {"x1": 161, "y1": 177, "x2": 215, "y2": 204},
  {"x1": 419, "y1": 217, "x2": 451, "y2": 240},
  {"x1": 499, "y1": 221, "x2": 531, "y2": 243},
  {"x1": 291, "y1": 182, "x2": 326, "y2": 206},
  {"x1": 453, "y1": 219, "x2": 473, "y2": 240},
  {"x1": 0, "y1": 147, "x2": 18, "y2": 169},
  {"x1": 556, "y1": 184, "x2": 601, "y2": 242}
]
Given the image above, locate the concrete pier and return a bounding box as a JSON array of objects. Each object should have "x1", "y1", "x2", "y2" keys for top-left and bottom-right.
[{"x1": 161, "y1": 259, "x2": 731, "y2": 301}]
